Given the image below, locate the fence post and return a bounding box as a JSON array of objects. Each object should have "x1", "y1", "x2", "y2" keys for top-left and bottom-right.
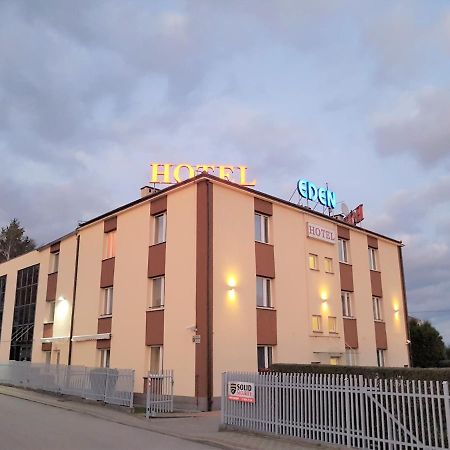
[
  {"x1": 344, "y1": 377, "x2": 351, "y2": 448},
  {"x1": 104, "y1": 369, "x2": 110, "y2": 403},
  {"x1": 443, "y1": 381, "x2": 450, "y2": 449},
  {"x1": 145, "y1": 374, "x2": 150, "y2": 419},
  {"x1": 221, "y1": 372, "x2": 226, "y2": 426}
]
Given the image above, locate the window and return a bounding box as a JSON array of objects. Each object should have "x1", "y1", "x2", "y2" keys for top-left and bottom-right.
[
  {"x1": 338, "y1": 238, "x2": 349, "y2": 263},
  {"x1": 377, "y1": 349, "x2": 385, "y2": 367},
  {"x1": 308, "y1": 254, "x2": 318, "y2": 270},
  {"x1": 257, "y1": 346, "x2": 273, "y2": 370},
  {"x1": 341, "y1": 291, "x2": 353, "y2": 318},
  {"x1": 329, "y1": 357, "x2": 340, "y2": 366},
  {"x1": 256, "y1": 276, "x2": 272, "y2": 308},
  {"x1": 102, "y1": 287, "x2": 113, "y2": 316},
  {"x1": 154, "y1": 213, "x2": 166, "y2": 244},
  {"x1": 103, "y1": 231, "x2": 116, "y2": 259},
  {"x1": 368, "y1": 247, "x2": 378, "y2": 271},
  {"x1": 100, "y1": 349, "x2": 110, "y2": 368},
  {"x1": 312, "y1": 315, "x2": 322, "y2": 332},
  {"x1": 345, "y1": 349, "x2": 358, "y2": 366},
  {"x1": 149, "y1": 346, "x2": 163, "y2": 373},
  {"x1": 49, "y1": 252, "x2": 59, "y2": 273},
  {"x1": 44, "y1": 351, "x2": 51, "y2": 365},
  {"x1": 255, "y1": 213, "x2": 269, "y2": 244},
  {"x1": 328, "y1": 316, "x2": 337, "y2": 333},
  {"x1": 151, "y1": 277, "x2": 165, "y2": 308},
  {"x1": 46, "y1": 301, "x2": 55, "y2": 323},
  {"x1": 324, "y1": 257, "x2": 333, "y2": 273},
  {"x1": 372, "y1": 296, "x2": 383, "y2": 321}
]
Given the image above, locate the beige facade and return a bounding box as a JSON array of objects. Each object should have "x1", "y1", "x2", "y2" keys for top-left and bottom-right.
[{"x1": 0, "y1": 173, "x2": 410, "y2": 410}]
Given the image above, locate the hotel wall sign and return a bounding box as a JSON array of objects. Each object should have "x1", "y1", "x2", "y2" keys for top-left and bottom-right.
[
  {"x1": 150, "y1": 163, "x2": 256, "y2": 186},
  {"x1": 298, "y1": 179, "x2": 336, "y2": 209},
  {"x1": 307, "y1": 223, "x2": 336, "y2": 244}
]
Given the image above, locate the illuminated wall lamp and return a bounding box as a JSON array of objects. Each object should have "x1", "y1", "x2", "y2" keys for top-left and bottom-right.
[
  {"x1": 228, "y1": 288, "x2": 237, "y2": 301},
  {"x1": 393, "y1": 307, "x2": 400, "y2": 313}
]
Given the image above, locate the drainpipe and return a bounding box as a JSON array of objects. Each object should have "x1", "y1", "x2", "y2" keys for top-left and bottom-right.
[{"x1": 68, "y1": 234, "x2": 80, "y2": 365}]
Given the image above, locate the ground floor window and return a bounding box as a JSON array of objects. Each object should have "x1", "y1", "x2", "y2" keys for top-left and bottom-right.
[
  {"x1": 44, "y1": 351, "x2": 51, "y2": 365},
  {"x1": 376, "y1": 349, "x2": 385, "y2": 367},
  {"x1": 345, "y1": 349, "x2": 358, "y2": 366},
  {"x1": 257, "y1": 345, "x2": 273, "y2": 371},
  {"x1": 100, "y1": 349, "x2": 110, "y2": 368},
  {"x1": 329, "y1": 356, "x2": 340, "y2": 365},
  {"x1": 149, "y1": 346, "x2": 163, "y2": 373}
]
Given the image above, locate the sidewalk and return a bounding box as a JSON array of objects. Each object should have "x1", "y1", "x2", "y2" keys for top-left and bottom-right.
[{"x1": 0, "y1": 385, "x2": 340, "y2": 450}]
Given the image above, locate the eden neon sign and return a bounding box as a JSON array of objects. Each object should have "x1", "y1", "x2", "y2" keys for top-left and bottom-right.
[
  {"x1": 297, "y1": 179, "x2": 336, "y2": 209},
  {"x1": 150, "y1": 163, "x2": 256, "y2": 186}
]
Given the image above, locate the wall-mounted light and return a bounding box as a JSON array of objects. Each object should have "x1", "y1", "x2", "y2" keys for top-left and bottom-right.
[
  {"x1": 228, "y1": 288, "x2": 237, "y2": 301},
  {"x1": 393, "y1": 306, "x2": 400, "y2": 313},
  {"x1": 55, "y1": 296, "x2": 69, "y2": 321}
]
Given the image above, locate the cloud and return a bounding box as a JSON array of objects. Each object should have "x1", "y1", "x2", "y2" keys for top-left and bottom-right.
[{"x1": 373, "y1": 88, "x2": 450, "y2": 166}]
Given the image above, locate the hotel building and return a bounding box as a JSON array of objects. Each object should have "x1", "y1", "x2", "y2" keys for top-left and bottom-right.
[{"x1": 0, "y1": 173, "x2": 410, "y2": 410}]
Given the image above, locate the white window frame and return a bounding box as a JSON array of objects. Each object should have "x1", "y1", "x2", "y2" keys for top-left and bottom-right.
[
  {"x1": 46, "y1": 300, "x2": 55, "y2": 323},
  {"x1": 341, "y1": 291, "x2": 353, "y2": 318},
  {"x1": 308, "y1": 253, "x2": 318, "y2": 270},
  {"x1": 151, "y1": 276, "x2": 165, "y2": 309},
  {"x1": 372, "y1": 296, "x2": 383, "y2": 321},
  {"x1": 256, "y1": 276, "x2": 272, "y2": 308},
  {"x1": 324, "y1": 257, "x2": 333, "y2": 273},
  {"x1": 103, "y1": 231, "x2": 116, "y2": 259},
  {"x1": 149, "y1": 345, "x2": 163, "y2": 374},
  {"x1": 377, "y1": 349, "x2": 385, "y2": 367},
  {"x1": 100, "y1": 349, "x2": 110, "y2": 368},
  {"x1": 102, "y1": 287, "x2": 113, "y2": 316},
  {"x1": 368, "y1": 247, "x2": 378, "y2": 271},
  {"x1": 312, "y1": 315, "x2": 322, "y2": 332},
  {"x1": 345, "y1": 349, "x2": 358, "y2": 366},
  {"x1": 255, "y1": 213, "x2": 269, "y2": 244},
  {"x1": 154, "y1": 213, "x2": 167, "y2": 244},
  {"x1": 338, "y1": 238, "x2": 349, "y2": 263},
  {"x1": 328, "y1": 316, "x2": 337, "y2": 333},
  {"x1": 257, "y1": 345, "x2": 273, "y2": 370}
]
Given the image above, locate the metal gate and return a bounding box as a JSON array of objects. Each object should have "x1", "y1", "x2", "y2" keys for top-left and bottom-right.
[{"x1": 145, "y1": 370, "x2": 174, "y2": 418}]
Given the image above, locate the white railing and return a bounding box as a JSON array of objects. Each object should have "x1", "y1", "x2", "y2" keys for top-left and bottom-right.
[
  {"x1": 146, "y1": 370, "x2": 174, "y2": 418},
  {"x1": 221, "y1": 371, "x2": 450, "y2": 450},
  {"x1": 0, "y1": 361, "x2": 135, "y2": 408}
]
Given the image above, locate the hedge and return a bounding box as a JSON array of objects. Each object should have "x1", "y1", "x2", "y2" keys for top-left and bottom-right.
[{"x1": 270, "y1": 364, "x2": 450, "y2": 382}]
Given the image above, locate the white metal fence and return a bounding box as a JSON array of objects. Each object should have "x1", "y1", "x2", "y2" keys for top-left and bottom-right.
[
  {"x1": 221, "y1": 371, "x2": 450, "y2": 450},
  {"x1": 0, "y1": 361, "x2": 135, "y2": 408},
  {"x1": 146, "y1": 370, "x2": 174, "y2": 418}
]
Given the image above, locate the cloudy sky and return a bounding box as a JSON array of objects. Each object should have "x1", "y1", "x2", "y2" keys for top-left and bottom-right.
[{"x1": 1, "y1": 1, "x2": 450, "y2": 342}]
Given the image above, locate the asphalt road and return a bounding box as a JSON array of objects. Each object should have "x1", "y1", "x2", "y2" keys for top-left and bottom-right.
[{"x1": 0, "y1": 394, "x2": 215, "y2": 450}]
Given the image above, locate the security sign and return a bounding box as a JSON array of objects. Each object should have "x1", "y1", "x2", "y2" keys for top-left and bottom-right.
[{"x1": 227, "y1": 381, "x2": 255, "y2": 403}]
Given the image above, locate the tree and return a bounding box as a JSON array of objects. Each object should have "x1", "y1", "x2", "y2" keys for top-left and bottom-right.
[
  {"x1": 409, "y1": 317, "x2": 446, "y2": 367},
  {"x1": 0, "y1": 219, "x2": 36, "y2": 263}
]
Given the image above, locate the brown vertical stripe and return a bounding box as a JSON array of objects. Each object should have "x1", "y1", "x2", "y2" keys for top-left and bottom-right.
[
  {"x1": 150, "y1": 196, "x2": 167, "y2": 215},
  {"x1": 256, "y1": 309, "x2": 277, "y2": 345},
  {"x1": 50, "y1": 242, "x2": 60, "y2": 253},
  {"x1": 375, "y1": 321, "x2": 388, "y2": 350},
  {"x1": 255, "y1": 242, "x2": 275, "y2": 278},
  {"x1": 370, "y1": 270, "x2": 383, "y2": 297},
  {"x1": 147, "y1": 243, "x2": 166, "y2": 277},
  {"x1": 104, "y1": 216, "x2": 117, "y2": 233},
  {"x1": 254, "y1": 198, "x2": 273, "y2": 216},
  {"x1": 145, "y1": 310, "x2": 164, "y2": 345},
  {"x1": 42, "y1": 342, "x2": 52, "y2": 352},
  {"x1": 337, "y1": 226, "x2": 350, "y2": 240},
  {"x1": 97, "y1": 317, "x2": 112, "y2": 334},
  {"x1": 46, "y1": 273, "x2": 58, "y2": 301},
  {"x1": 367, "y1": 236, "x2": 378, "y2": 249},
  {"x1": 195, "y1": 179, "x2": 213, "y2": 411},
  {"x1": 43, "y1": 323, "x2": 53, "y2": 338},
  {"x1": 96, "y1": 339, "x2": 111, "y2": 350},
  {"x1": 100, "y1": 258, "x2": 115, "y2": 288},
  {"x1": 339, "y1": 263, "x2": 354, "y2": 292},
  {"x1": 343, "y1": 318, "x2": 359, "y2": 349}
]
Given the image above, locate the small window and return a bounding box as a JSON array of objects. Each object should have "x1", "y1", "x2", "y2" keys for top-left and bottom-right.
[
  {"x1": 149, "y1": 346, "x2": 163, "y2": 373},
  {"x1": 102, "y1": 287, "x2": 113, "y2": 316},
  {"x1": 100, "y1": 349, "x2": 110, "y2": 368},
  {"x1": 308, "y1": 254, "x2": 318, "y2": 270},
  {"x1": 49, "y1": 252, "x2": 59, "y2": 274},
  {"x1": 373, "y1": 296, "x2": 383, "y2": 321},
  {"x1": 324, "y1": 257, "x2": 333, "y2": 273},
  {"x1": 329, "y1": 357, "x2": 340, "y2": 366},
  {"x1": 328, "y1": 316, "x2": 337, "y2": 333},
  {"x1": 44, "y1": 351, "x2": 51, "y2": 365},
  {"x1": 341, "y1": 291, "x2": 353, "y2": 318},
  {"x1": 345, "y1": 349, "x2": 358, "y2": 366},
  {"x1": 256, "y1": 276, "x2": 272, "y2": 308},
  {"x1": 103, "y1": 231, "x2": 116, "y2": 259},
  {"x1": 151, "y1": 277, "x2": 165, "y2": 308},
  {"x1": 255, "y1": 213, "x2": 269, "y2": 244},
  {"x1": 338, "y1": 238, "x2": 349, "y2": 263},
  {"x1": 376, "y1": 349, "x2": 385, "y2": 367},
  {"x1": 257, "y1": 345, "x2": 273, "y2": 370},
  {"x1": 368, "y1": 247, "x2": 378, "y2": 271},
  {"x1": 312, "y1": 315, "x2": 322, "y2": 332},
  {"x1": 46, "y1": 301, "x2": 55, "y2": 323},
  {"x1": 154, "y1": 213, "x2": 166, "y2": 244}
]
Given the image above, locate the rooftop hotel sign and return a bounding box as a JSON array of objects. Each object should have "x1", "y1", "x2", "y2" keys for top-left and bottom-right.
[
  {"x1": 150, "y1": 163, "x2": 256, "y2": 186},
  {"x1": 297, "y1": 179, "x2": 336, "y2": 209}
]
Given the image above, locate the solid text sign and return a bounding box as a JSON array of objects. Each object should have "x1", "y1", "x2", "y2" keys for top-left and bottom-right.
[
  {"x1": 298, "y1": 179, "x2": 336, "y2": 209},
  {"x1": 150, "y1": 163, "x2": 256, "y2": 186},
  {"x1": 228, "y1": 381, "x2": 256, "y2": 403},
  {"x1": 307, "y1": 223, "x2": 336, "y2": 244}
]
